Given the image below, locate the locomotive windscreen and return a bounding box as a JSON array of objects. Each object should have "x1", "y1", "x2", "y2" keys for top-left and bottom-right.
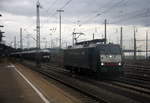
[{"x1": 98, "y1": 45, "x2": 121, "y2": 54}]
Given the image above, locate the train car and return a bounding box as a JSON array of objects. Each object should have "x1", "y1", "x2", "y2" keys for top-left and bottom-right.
[
  {"x1": 40, "y1": 49, "x2": 51, "y2": 62},
  {"x1": 50, "y1": 48, "x2": 64, "y2": 66},
  {"x1": 64, "y1": 39, "x2": 123, "y2": 77},
  {"x1": 11, "y1": 49, "x2": 51, "y2": 63}
]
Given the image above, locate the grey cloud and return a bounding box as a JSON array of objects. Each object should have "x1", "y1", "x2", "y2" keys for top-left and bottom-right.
[
  {"x1": 0, "y1": 0, "x2": 36, "y2": 16},
  {"x1": 1, "y1": 0, "x2": 150, "y2": 26}
]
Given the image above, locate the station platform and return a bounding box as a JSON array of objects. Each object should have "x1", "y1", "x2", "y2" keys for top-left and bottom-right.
[{"x1": 0, "y1": 61, "x2": 80, "y2": 103}]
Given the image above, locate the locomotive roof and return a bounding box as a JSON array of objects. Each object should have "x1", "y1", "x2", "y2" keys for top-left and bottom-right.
[
  {"x1": 75, "y1": 39, "x2": 106, "y2": 45},
  {"x1": 68, "y1": 43, "x2": 120, "y2": 50}
]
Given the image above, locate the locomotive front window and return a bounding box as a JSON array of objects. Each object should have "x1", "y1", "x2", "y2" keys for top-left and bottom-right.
[{"x1": 99, "y1": 45, "x2": 121, "y2": 54}]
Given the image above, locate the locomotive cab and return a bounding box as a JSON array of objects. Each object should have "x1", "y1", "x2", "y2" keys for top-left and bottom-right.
[
  {"x1": 64, "y1": 39, "x2": 124, "y2": 78},
  {"x1": 97, "y1": 44, "x2": 123, "y2": 75}
]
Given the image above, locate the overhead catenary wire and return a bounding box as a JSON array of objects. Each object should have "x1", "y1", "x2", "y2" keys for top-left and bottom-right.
[
  {"x1": 81, "y1": 0, "x2": 128, "y2": 24},
  {"x1": 48, "y1": 0, "x2": 74, "y2": 18},
  {"x1": 78, "y1": 0, "x2": 113, "y2": 24},
  {"x1": 44, "y1": 0, "x2": 74, "y2": 27},
  {"x1": 80, "y1": 0, "x2": 150, "y2": 28},
  {"x1": 48, "y1": 0, "x2": 129, "y2": 26},
  {"x1": 45, "y1": 0, "x2": 59, "y2": 13},
  {"x1": 75, "y1": 0, "x2": 127, "y2": 36},
  {"x1": 60, "y1": 0, "x2": 73, "y2": 10},
  {"x1": 110, "y1": 8, "x2": 150, "y2": 24}
]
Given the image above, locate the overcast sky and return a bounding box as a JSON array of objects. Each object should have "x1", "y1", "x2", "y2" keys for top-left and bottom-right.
[{"x1": 0, "y1": 0, "x2": 150, "y2": 50}]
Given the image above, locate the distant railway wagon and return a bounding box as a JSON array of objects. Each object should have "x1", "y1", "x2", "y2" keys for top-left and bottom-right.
[
  {"x1": 11, "y1": 49, "x2": 51, "y2": 62},
  {"x1": 0, "y1": 44, "x2": 15, "y2": 59},
  {"x1": 64, "y1": 43, "x2": 123, "y2": 76}
]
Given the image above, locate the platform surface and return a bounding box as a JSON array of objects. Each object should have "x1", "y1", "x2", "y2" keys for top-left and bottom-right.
[
  {"x1": 0, "y1": 62, "x2": 46, "y2": 103},
  {"x1": 0, "y1": 61, "x2": 81, "y2": 103}
]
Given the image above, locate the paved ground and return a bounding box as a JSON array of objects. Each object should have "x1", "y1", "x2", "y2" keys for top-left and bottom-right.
[
  {"x1": 0, "y1": 62, "x2": 44, "y2": 103},
  {"x1": 0, "y1": 61, "x2": 81, "y2": 103}
]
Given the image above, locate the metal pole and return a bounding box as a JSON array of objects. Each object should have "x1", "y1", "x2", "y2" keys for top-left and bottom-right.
[
  {"x1": 134, "y1": 27, "x2": 137, "y2": 60},
  {"x1": 75, "y1": 33, "x2": 77, "y2": 44},
  {"x1": 45, "y1": 39, "x2": 47, "y2": 48},
  {"x1": 50, "y1": 34, "x2": 52, "y2": 48},
  {"x1": 72, "y1": 32, "x2": 74, "y2": 47},
  {"x1": 20, "y1": 28, "x2": 23, "y2": 61},
  {"x1": 14, "y1": 36, "x2": 16, "y2": 49},
  {"x1": 36, "y1": 1, "x2": 41, "y2": 66},
  {"x1": 146, "y1": 31, "x2": 148, "y2": 60},
  {"x1": 120, "y1": 27, "x2": 123, "y2": 49},
  {"x1": 59, "y1": 11, "x2": 61, "y2": 48},
  {"x1": 93, "y1": 33, "x2": 95, "y2": 40},
  {"x1": 57, "y1": 10, "x2": 64, "y2": 49},
  {"x1": 36, "y1": 1, "x2": 40, "y2": 49},
  {"x1": 20, "y1": 28, "x2": 23, "y2": 49},
  {"x1": 72, "y1": 28, "x2": 75, "y2": 47},
  {"x1": 27, "y1": 35, "x2": 30, "y2": 49},
  {"x1": 66, "y1": 42, "x2": 67, "y2": 48},
  {"x1": 104, "y1": 19, "x2": 107, "y2": 44}
]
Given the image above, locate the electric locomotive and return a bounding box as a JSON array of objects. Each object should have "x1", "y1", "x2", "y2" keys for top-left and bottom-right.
[{"x1": 64, "y1": 39, "x2": 123, "y2": 77}]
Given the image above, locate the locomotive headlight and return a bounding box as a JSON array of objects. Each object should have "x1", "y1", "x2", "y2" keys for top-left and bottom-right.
[
  {"x1": 109, "y1": 55, "x2": 112, "y2": 58},
  {"x1": 101, "y1": 62, "x2": 104, "y2": 66},
  {"x1": 118, "y1": 62, "x2": 122, "y2": 66}
]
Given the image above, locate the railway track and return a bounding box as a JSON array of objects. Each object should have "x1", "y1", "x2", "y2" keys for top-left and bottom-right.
[
  {"x1": 41, "y1": 63, "x2": 150, "y2": 103},
  {"x1": 125, "y1": 60, "x2": 150, "y2": 67},
  {"x1": 125, "y1": 64, "x2": 150, "y2": 69},
  {"x1": 124, "y1": 64, "x2": 150, "y2": 73},
  {"x1": 124, "y1": 64, "x2": 150, "y2": 81},
  {"x1": 44, "y1": 63, "x2": 150, "y2": 89},
  {"x1": 115, "y1": 77, "x2": 150, "y2": 89},
  {"x1": 20, "y1": 61, "x2": 150, "y2": 103}
]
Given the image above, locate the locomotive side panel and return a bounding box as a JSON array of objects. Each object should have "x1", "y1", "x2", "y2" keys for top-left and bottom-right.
[
  {"x1": 50, "y1": 49, "x2": 64, "y2": 66},
  {"x1": 90, "y1": 47, "x2": 99, "y2": 72},
  {"x1": 64, "y1": 48, "x2": 94, "y2": 70}
]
